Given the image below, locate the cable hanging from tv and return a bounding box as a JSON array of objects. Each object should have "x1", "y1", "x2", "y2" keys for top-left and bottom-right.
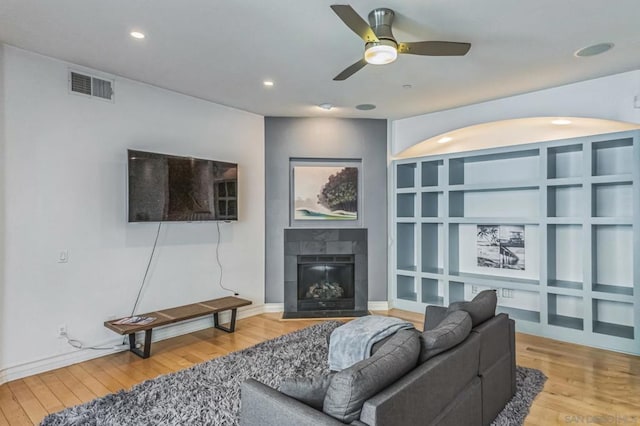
[{"x1": 216, "y1": 221, "x2": 239, "y2": 296}]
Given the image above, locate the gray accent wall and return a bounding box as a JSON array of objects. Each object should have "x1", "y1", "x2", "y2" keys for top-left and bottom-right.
[
  {"x1": 0, "y1": 45, "x2": 5, "y2": 369},
  {"x1": 265, "y1": 117, "x2": 387, "y2": 303}
]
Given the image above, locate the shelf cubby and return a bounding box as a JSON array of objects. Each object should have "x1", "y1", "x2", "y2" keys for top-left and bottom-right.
[
  {"x1": 497, "y1": 306, "x2": 541, "y2": 323},
  {"x1": 449, "y1": 272, "x2": 539, "y2": 288},
  {"x1": 421, "y1": 160, "x2": 444, "y2": 187},
  {"x1": 547, "y1": 224, "x2": 583, "y2": 290},
  {"x1": 421, "y1": 223, "x2": 443, "y2": 274},
  {"x1": 449, "y1": 281, "x2": 466, "y2": 303},
  {"x1": 397, "y1": 275, "x2": 417, "y2": 302},
  {"x1": 592, "y1": 299, "x2": 634, "y2": 339},
  {"x1": 592, "y1": 182, "x2": 633, "y2": 217},
  {"x1": 421, "y1": 278, "x2": 444, "y2": 305},
  {"x1": 397, "y1": 163, "x2": 416, "y2": 188},
  {"x1": 449, "y1": 280, "x2": 541, "y2": 323},
  {"x1": 592, "y1": 284, "x2": 633, "y2": 297},
  {"x1": 498, "y1": 289, "x2": 541, "y2": 323},
  {"x1": 449, "y1": 187, "x2": 539, "y2": 218},
  {"x1": 547, "y1": 144, "x2": 583, "y2": 179},
  {"x1": 592, "y1": 138, "x2": 634, "y2": 176},
  {"x1": 548, "y1": 293, "x2": 584, "y2": 330},
  {"x1": 396, "y1": 223, "x2": 416, "y2": 271},
  {"x1": 449, "y1": 149, "x2": 539, "y2": 186},
  {"x1": 397, "y1": 193, "x2": 415, "y2": 217},
  {"x1": 592, "y1": 225, "x2": 633, "y2": 296},
  {"x1": 421, "y1": 192, "x2": 443, "y2": 218},
  {"x1": 547, "y1": 184, "x2": 583, "y2": 217}
]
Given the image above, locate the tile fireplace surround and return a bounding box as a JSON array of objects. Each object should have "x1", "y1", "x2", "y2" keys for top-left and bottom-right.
[{"x1": 283, "y1": 228, "x2": 368, "y2": 319}]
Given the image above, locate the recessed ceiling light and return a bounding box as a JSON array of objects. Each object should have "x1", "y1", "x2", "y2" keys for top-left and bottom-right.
[
  {"x1": 575, "y1": 43, "x2": 613, "y2": 57},
  {"x1": 551, "y1": 119, "x2": 572, "y2": 125},
  {"x1": 437, "y1": 136, "x2": 453, "y2": 144},
  {"x1": 355, "y1": 103, "x2": 376, "y2": 111},
  {"x1": 318, "y1": 103, "x2": 333, "y2": 111},
  {"x1": 263, "y1": 80, "x2": 274, "y2": 87},
  {"x1": 130, "y1": 31, "x2": 145, "y2": 39}
]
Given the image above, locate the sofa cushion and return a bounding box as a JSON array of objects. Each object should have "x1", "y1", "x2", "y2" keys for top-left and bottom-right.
[
  {"x1": 278, "y1": 373, "x2": 335, "y2": 410},
  {"x1": 447, "y1": 289, "x2": 497, "y2": 327},
  {"x1": 323, "y1": 329, "x2": 420, "y2": 423},
  {"x1": 418, "y1": 310, "x2": 472, "y2": 363}
]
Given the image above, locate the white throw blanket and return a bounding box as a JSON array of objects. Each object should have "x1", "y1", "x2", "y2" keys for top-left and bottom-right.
[{"x1": 328, "y1": 315, "x2": 414, "y2": 371}]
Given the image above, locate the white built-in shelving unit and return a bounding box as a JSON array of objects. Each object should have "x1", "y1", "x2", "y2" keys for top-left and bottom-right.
[{"x1": 391, "y1": 130, "x2": 639, "y2": 355}]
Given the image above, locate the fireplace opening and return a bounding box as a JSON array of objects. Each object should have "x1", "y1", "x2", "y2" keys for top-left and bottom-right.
[{"x1": 297, "y1": 255, "x2": 355, "y2": 312}]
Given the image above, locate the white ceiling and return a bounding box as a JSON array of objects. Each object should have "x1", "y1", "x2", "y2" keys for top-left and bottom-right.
[{"x1": 1, "y1": 0, "x2": 639, "y2": 119}]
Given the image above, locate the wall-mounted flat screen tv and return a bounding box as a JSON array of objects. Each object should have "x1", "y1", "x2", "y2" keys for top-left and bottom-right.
[{"x1": 128, "y1": 149, "x2": 238, "y2": 222}]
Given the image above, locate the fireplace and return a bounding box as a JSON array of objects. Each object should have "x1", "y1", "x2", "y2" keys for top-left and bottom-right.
[
  {"x1": 283, "y1": 229, "x2": 368, "y2": 319},
  {"x1": 297, "y1": 255, "x2": 355, "y2": 312}
]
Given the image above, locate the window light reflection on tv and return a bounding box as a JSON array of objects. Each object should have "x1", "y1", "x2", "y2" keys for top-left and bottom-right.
[{"x1": 127, "y1": 149, "x2": 238, "y2": 222}]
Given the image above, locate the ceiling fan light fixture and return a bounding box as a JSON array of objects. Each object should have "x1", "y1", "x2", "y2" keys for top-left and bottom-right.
[{"x1": 364, "y1": 42, "x2": 398, "y2": 65}]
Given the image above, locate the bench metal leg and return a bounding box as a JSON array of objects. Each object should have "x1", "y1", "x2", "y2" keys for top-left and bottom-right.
[
  {"x1": 128, "y1": 329, "x2": 152, "y2": 359},
  {"x1": 214, "y1": 308, "x2": 238, "y2": 333}
]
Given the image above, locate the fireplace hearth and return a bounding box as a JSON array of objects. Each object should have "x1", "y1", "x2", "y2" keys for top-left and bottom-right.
[{"x1": 283, "y1": 229, "x2": 368, "y2": 319}]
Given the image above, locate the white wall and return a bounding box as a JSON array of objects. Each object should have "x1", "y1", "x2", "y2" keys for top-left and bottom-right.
[
  {"x1": 0, "y1": 44, "x2": 6, "y2": 373},
  {"x1": 0, "y1": 46, "x2": 265, "y2": 379},
  {"x1": 392, "y1": 70, "x2": 640, "y2": 155}
]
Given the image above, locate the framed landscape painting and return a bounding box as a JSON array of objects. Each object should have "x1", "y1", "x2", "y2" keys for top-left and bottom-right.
[{"x1": 290, "y1": 159, "x2": 362, "y2": 227}]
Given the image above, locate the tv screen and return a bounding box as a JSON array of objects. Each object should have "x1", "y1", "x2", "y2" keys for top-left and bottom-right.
[{"x1": 128, "y1": 149, "x2": 238, "y2": 222}]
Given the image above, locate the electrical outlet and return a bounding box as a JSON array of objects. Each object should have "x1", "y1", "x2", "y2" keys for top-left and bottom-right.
[
  {"x1": 57, "y1": 324, "x2": 67, "y2": 337},
  {"x1": 471, "y1": 286, "x2": 478, "y2": 294},
  {"x1": 501, "y1": 289, "x2": 514, "y2": 298}
]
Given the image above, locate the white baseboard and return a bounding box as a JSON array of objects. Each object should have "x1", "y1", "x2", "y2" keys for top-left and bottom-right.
[
  {"x1": 368, "y1": 301, "x2": 390, "y2": 311},
  {"x1": 0, "y1": 300, "x2": 390, "y2": 384},
  {"x1": 0, "y1": 304, "x2": 264, "y2": 385},
  {"x1": 263, "y1": 303, "x2": 284, "y2": 313}
]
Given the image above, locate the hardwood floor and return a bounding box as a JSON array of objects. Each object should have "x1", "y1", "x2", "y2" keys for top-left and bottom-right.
[{"x1": 1, "y1": 310, "x2": 638, "y2": 425}]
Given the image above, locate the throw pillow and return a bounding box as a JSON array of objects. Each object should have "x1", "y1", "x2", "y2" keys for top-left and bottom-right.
[
  {"x1": 418, "y1": 310, "x2": 472, "y2": 363},
  {"x1": 323, "y1": 329, "x2": 420, "y2": 423},
  {"x1": 278, "y1": 373, "x2": 335, "y2": 410},
  {"x1": 447, "y1": 289, "x2": 497, "y2": 327}
]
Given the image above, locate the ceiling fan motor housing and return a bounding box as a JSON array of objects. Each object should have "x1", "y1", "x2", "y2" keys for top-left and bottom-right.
[{"x1": 368, "y1": 8, "x2": 397, "y2": 44}]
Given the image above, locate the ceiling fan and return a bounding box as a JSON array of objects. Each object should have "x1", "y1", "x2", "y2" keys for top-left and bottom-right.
[{"x1": 330, "y1": 5, "x2": 471, "y2": 81}]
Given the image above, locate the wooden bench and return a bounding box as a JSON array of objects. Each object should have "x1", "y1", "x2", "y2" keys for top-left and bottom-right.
[{"x1": 104, "y1": 296, "x2": 252, "y2": 359}]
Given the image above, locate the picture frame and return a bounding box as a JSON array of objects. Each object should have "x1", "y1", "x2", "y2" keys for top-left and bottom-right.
[
  {"x1": 476, "y1": 224, "x2": 526, "y2": 270},
  {"x1": 289, "y1": 158, "x2": 363, "y2": 228}
]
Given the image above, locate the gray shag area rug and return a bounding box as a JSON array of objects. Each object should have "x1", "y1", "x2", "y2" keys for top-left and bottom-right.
[{"x1": 41, "y1": 321, "x2": 546, "y2": 425}]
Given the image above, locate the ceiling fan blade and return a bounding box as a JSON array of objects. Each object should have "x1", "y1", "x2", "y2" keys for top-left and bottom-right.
[
  {"x1": 330, "y1": 5, "x2": 379, "y2": 43},
  {"x1": 398, "y1": 41, "x2": 471, "y2": 56},
  {"x1": 333, "y1": 58, "x2": 367, "y2": 81}
]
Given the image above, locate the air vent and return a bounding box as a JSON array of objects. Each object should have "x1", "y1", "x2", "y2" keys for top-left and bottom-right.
[
  {"x1": 69, "y1": 71, "x2": 114, "y2": 101},
  {"x1": 70, "y1": 72, "x2": 91, "y2": 95}
]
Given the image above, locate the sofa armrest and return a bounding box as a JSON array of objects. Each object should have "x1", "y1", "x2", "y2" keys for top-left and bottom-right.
[
  {"x1": 424, "y1": 305, "x2": 448, "y2": 330},
  {"x1": 240, "y1": 379, "x2": 345, "y2": 426}
]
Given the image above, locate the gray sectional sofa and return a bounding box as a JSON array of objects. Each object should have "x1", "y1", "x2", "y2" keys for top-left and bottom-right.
[{"x1": 241, "y1": 290, "x2": 516, "y2": 426}]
